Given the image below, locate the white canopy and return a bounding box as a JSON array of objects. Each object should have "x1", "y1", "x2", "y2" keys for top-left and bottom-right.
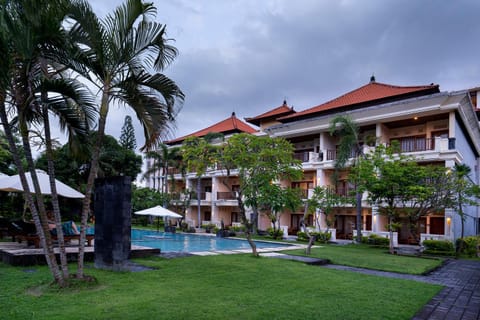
[
  {"x1": 134, "y1": 205, "x2": 182, "y2": 218},
  {"x1": 0, "y1": 170, "x2": 84, "y2": 198}
]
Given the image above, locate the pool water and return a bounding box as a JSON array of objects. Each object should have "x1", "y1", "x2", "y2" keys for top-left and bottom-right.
[{"x1": 131, "y1": 229, "x2": 290, "y2": 252}]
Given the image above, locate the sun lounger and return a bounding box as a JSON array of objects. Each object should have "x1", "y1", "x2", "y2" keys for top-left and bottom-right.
[
  {"x1": 10, "y1": 220, "x2": 94, "y2": 248},
  {"x1": 15, "y1": 233, "x2": 94, "y2": 248}
]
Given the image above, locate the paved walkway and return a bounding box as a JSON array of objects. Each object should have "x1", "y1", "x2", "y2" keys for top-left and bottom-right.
[{"x1": 262, "y1": 254, "x2": 480, "y2": 320}]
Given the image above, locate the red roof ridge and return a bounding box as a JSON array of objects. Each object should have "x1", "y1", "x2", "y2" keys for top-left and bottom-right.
[
  {"x1": 245, "y1": 100, "x2": 296, "y2": 126},
  {"x1": 165, "y1": 112, "x2": 256, "y2": 145},
  {"x1": 279, "y1": 81, "x2": 439, "y2": 121}
]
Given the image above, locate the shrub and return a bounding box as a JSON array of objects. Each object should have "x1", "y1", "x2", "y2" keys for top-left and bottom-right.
[
  {"x1": 361, "y1": 234, "x2": 389, "y2": 247},
  {"x1": 231, "y1": 225, "x2": 245, "y2": 233},
  {"x1": 267, "y1": 227, "x2": 283, "y2": 239},
  {"x1": 296, "y1": 231, "x2": 309, "y2": 242},
  {"x1": 456, "y1": 236, "x2": 480, "y2": 257},
  {"x1": 422, "y1": 240, "x2": 454, "y2": 256},
  {"x1": 312, "y1": 231, "x2": 331, "y2": 243},
  {"x1": 180, "y1": 222, "x2": 189, "y2": 232}
]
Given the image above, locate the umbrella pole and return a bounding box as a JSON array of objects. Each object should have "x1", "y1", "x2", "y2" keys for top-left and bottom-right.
[{"x1": 157, "y1": 217, "x2": 160, "y2": 232}]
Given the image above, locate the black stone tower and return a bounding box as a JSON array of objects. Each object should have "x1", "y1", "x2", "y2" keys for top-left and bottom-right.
[{"x1": 94, "y1": 176, "x2": 131, "y2": 271}]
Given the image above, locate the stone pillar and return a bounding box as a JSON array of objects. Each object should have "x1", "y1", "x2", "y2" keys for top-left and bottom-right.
[{"x1": 94, "y1": 176, "x2": 131, "y2": 271}]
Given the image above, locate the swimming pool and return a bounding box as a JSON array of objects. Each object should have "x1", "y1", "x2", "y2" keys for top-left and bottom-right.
[{"x1": 131, "y1": 229, "x2": 291, "y2": 252}]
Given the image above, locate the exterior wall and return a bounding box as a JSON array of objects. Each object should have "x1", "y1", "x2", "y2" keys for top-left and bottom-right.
[
  {"x1": 451, "y1": 118, "x2": 479, "y2": 238},
  {"x1": 156, "y1": 91, "x2": 480, "y2": 242}
]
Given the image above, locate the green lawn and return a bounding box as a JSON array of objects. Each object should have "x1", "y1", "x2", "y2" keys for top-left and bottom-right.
[
  {"x1": 286, "y1": 244, "x2": 444, "y2": 274},
  {"x1": 1, "y1": 254, "x2": 441, "y2": 320}
]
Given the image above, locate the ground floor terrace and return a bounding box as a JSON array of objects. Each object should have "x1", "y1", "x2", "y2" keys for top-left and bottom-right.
[{"x1": 184, "y1": 203, "x2": 456, "y2": 245}]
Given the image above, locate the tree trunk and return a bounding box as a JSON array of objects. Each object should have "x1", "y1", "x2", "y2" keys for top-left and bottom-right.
[
  {"x1": 1, "y1": 98, "x2": 65, "y2": 285},
  {"x1": 238, "y1": 196, "x2": 257, "y2": 256},
  {"x1": 77, "y1": 89, "x2": 109, "y2": 278},
  {"x1": 302, "y1": 203, "x2": 315, "y2": 255},
  {"x1": 42, "y1": 94, "x2": 69, "y2": 278},
  {"x1": 196, "y1": 177, "x2": 201, "y2": 228},
  {"x1": 20, "y1": 116, "x2": 66, "y2": 285},
  {"x1": 355, "y1": 191, "x2": 362, "y2": 243},
  {"x1": 388, "y1": 216, "x2": 394, "y2": 254}
]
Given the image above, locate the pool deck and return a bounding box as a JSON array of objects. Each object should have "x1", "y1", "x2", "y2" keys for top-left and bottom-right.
[
  {"x1": 0, "y1": 241, "x2": 160, "y2": 266},
  {"x1": 0, "y1": 236, "x2": 307, "y2": 266}
]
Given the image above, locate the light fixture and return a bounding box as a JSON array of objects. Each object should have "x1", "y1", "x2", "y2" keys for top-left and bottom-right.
[
  {"x1": 414, "y1": 117, "x2": 418, "y2": 120},
  {"x1": 446, "y1": 217, "x2": 451, "y2": 226}
]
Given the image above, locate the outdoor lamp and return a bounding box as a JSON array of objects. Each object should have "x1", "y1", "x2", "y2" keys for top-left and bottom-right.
[{"x1": 446, "y1": 217, "x2": 451, "y2": 226}]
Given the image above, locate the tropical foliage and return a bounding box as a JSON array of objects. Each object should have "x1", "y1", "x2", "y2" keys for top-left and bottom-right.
[{"x1": 0, "y1": 0, "x2": 182, "y2": 284}]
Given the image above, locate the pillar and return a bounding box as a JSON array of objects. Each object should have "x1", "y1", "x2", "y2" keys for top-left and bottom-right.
[{"x1": 94, "y1": 176, "x2": 131, "y2": 271}]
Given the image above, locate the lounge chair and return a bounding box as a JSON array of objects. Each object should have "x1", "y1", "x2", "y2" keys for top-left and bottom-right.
[{"x1": 11, "y1": 220, "x2": 94, "y2": 248}]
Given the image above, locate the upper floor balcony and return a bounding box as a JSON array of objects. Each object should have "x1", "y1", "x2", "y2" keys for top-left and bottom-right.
[{"x1": 301, "y1": 136, "x2": 455, "y2": 164}]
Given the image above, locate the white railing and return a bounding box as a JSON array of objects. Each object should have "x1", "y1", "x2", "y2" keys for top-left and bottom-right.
[
  {"x1": 354, "y1": 230, "x2": 398, "y2": 247},
  {"x1": 420, "y1": 233, "x2": 446, "y2": 243}
]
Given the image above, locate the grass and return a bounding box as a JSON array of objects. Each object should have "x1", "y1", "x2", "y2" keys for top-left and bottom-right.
[
  {"x1": 285, "y1": 244, "x2": 444, "y2": 274},
  {"x1": 0, "y1": 253, "x2": 441, "y2": 320}
]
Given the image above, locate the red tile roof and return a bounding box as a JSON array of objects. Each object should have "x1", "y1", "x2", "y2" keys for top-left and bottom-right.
[
  {"x1": 279, "y1": 80, "x2": 439, "y2": 122},
  {"x1": 245, "y1": 100, "x2": 296, "y2": 126},
  {"x1": 165, "y1": 112, "x2": 257, "y2": 145}
]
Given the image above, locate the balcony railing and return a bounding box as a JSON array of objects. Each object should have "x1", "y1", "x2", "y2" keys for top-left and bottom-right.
[
  {"x1": 191, "y1": 192, "x2": 207, "y2": 200},
  {"x1": 392, "y1": 137, "x2": 434, "y2": 153},
  {"x1": 294, "y1": 152, "x2": 310, "y2": 162},
  {"x1": 217, "y1": 192, "x2": 237, "y2": 200}
]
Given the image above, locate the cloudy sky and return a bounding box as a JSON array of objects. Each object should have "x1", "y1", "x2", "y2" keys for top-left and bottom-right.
[{"x1": 89, "y1": 0, "x2": 480, "y2": 148}]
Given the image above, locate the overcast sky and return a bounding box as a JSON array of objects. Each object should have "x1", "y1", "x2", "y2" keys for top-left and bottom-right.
[{"x1": 89, "y1": 0, "x2": 480, "y2": 149}]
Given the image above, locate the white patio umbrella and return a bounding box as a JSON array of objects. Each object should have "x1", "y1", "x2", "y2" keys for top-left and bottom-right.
[
  {"x1": 134, "y1": 205, "x2": 182, "y2": 232},
  {"x1": 0, "y1": 170, "x2": 84, "y2": 198}
]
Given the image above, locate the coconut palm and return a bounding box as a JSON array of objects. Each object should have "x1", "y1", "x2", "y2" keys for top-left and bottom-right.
[
  {"x1": 0, "y1": 0, "x2": 95, "y2": 286},
  {"x1": 329, "y1": 115, "x2": 364, "y2": 243},
  {"x1": 67, "y1": 0, "x2": 184, "y2": 277},
  {"x1": 144, "y1": 143, "x2": 181, "y2": 194}
]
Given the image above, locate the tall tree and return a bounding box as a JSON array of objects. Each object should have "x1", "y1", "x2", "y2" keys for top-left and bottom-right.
[
  {"x1": 67, "y1": 0, "x2": 184, "y2": 277},
  {"x1": 144, "y1": 143, "x2": 181, "y2": 194},
  {"x1": 258, "y1": 184, "x2": 302, "y2": 240},
  {"x1": 119, "y1": 115, "x2": 137, "y2": 150},
  {"x1": 329, "y1": 115, "x2": 365, "y2": 243},
  {"x1": 355, "y1": 143, "x2": 419, "y2": 253},
  {"x1": 401, "y1": 165, "x2": 452, "y2": 243},
  {"x1": 181, "y1": 137, "x2": 218, "y2": 228},
  {"x1": 303, "y1": 186, "x2": 349, "y2": 254},
  {"x1": 0, "y1": 0, "x2": 94, "y2": 286},
  {"x1": 219, "y1": 133, "x2": 302, "y2": 256},
  {"x1": 449, "y1": 164, "x2": 480, "y2": 239}
]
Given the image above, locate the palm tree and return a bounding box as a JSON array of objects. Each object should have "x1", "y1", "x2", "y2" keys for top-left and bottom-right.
[
  {"x1": 67, "y1": 0, "x2": 184, "y2": 277},
  {"x1": 450, "y1": 164, "x2": 479, "y2": 239},
  {"x1": 0, "y1": 0, "x2": 95, "y2": 286},
  {"x1": 144, "y1": 143, "x2": 180, "y2": 194},
  {"x1": 329, "y1": 115, "x2": 364, "y2": 243}
]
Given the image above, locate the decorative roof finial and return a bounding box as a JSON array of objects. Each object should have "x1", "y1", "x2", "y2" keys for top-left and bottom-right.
[
  {"x1": 232, "y1": 111, "x2": 236, "y2": 117},
  {"x1": 370, "y1": 74, "x2": 376, "y2": 82},
  {"x1": 283, "y1": 99, "x2": 287, "y2": 106}
]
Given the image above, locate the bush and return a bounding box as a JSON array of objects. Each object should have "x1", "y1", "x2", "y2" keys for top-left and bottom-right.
[
  {"x1": 422, "y1": 240, "x2": 454, "y2": 256},
  {"x1": 230, "y1": 225, "x2": 245, "y2": 233},
  {"x1": 180, "y1": 222, "x2": 189, "y2": 232},
  {"x1": 296, "y1": 231, "x2": 309, "y2": 242},
  {"x1": 456, "y1": 236, "x2": 480, "y2": 257},
  {"x1": 361, "y1": 234, "x2": 389, "y2": 247},
  {"x1": 311, "y1": 231, "x2": 331, "y2": 243},
  {"x1": 267, "y1": 227, "x2": 283, "y2": 239}
]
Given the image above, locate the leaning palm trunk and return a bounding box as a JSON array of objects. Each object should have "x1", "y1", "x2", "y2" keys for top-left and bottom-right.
[
  {"x1": 77, "y1": 93, "x2": 109, "y2": 278},
  {"x1": 42, "y1": 103, "x2": 70, "y2": 277},
  {"x1": 6, "y1": 111, "x2": 66, "y2": 286},
  {"x1": 0, "y1": 101, "x2": 64, "y2": 285}
]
